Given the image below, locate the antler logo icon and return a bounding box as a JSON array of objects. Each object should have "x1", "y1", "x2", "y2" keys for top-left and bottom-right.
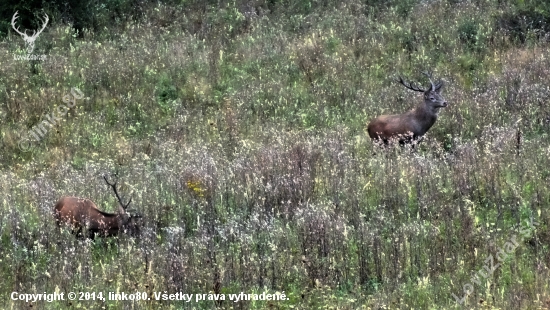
[{"x1": 11, "y1": 11, "x2": 49, "y2": 54}]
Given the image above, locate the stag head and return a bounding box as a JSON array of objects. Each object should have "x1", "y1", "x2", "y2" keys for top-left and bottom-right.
[
  {"x1": 398, "y1": 71, "x2": 447, "y2": 110},
  {"x1": 103, "y1": 174, "x2": 142, "y2": 236},
  {"x1": 11, "y1": 11, "x2": 49, "y2": 54}
]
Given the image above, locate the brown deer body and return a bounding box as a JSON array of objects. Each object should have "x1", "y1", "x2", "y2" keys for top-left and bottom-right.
[
  {"x1": 54, "y1": 176, "x2": 141, "y2": 239},
  {"x1": 368, "y1": 73, "x2": 447, "y2": 144}
]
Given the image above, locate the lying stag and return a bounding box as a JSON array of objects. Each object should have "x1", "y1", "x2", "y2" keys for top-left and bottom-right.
[
  {"x1": 367, "y1": 73, "x2": 448, "y2": 145},
  {"x1": 54, "y1": 175, "x2": 141, "y2": 239}
]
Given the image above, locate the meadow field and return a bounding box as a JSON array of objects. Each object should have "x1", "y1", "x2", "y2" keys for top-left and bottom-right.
[{"x1": 1, "y1": 0, "x2": 550, "y2": 308}]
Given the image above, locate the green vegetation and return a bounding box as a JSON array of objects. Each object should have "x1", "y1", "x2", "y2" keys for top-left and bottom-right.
[{"x1": 1, "y1": 0, "x2": 550, "y2": 308}]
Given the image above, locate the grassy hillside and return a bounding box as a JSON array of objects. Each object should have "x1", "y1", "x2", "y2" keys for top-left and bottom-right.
[{"x1": 1, "y1": 0, "x2": 550, "y2": 308}]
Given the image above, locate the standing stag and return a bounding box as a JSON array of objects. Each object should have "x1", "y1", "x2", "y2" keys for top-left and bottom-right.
[
  {"x1": 367, "y1": 72, "x2": 448, "y2": 145},
  {"x1": 54, "y1": 175, "x2": 141, "y2": 239}
]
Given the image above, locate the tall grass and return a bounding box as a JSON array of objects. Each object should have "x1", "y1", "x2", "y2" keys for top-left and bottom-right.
[{"x1": 1, "y1": 0, "x2": 550, "y2": 308}]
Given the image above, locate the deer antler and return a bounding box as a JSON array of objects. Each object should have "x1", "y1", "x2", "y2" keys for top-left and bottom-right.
[
  {"x1": 103, "y1": 174, "x2": 132, "y2": 209},
  {"x1": 11, "y1": 12, "x2": 26, "y2": 37},
  {"x1": 34, "y1": 13, "x2": 49, "y2": 38},
  {"x1": 421, "y1": 71, "x2": 436, "y2": 91},
  {"x1": 422, "y1": 71, "x2": 445, "y2": 91},
  {"x1": 11, "y1": 11, "x2": 49, "y2": 39},
  {"x1": 397, "y1": 76, "x2": 426, "y2": 92}
]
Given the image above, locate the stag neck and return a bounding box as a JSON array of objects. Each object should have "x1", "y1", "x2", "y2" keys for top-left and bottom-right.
[
  {"x1": 427, "y1": 101, "x2": 443, "y2": 114},
  {"x1": 414, "y1": 101, "x2": 439, "y2": 121}
]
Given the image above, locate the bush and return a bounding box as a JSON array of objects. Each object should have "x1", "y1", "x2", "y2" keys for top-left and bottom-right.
[
  {"x1": 458, "y1": 19, "x2": 478, "y2": 48},
  {"x1": 496, "y1": 9, "x2": 550, "y2": 44}
]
